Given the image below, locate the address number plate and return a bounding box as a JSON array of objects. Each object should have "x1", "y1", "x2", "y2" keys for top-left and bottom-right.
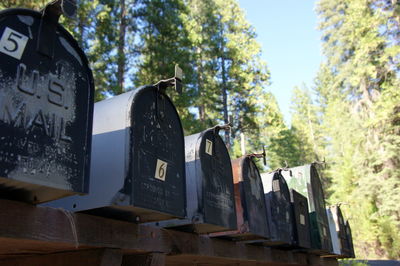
[
  {"x1": 155, "y1": 159, "x2": 167, "y2": 181},
  {"x1": 0, "y1": 27, "x2": 29, "y2": 60}
]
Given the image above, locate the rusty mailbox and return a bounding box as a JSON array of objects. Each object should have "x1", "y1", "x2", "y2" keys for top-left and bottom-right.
[
  {"x1": 261, "y1": 170, "x2": 293, "y2": 246},
  {"x1": 290, "y1": 189, "x2": 311, "y2": 249},
  {"x1": 0, "y1": 2, "x2": 94, "y2": 203},
  {"x1": 211, "y1": 154, "x2": 270, "y2": 241},
  {"x1": 150, "y1": 126, "x2": 237, "y2": 233},
  {"x1": 281, "y1": 164, "x2": 332, "y2": 254},
  {"x1": 45, "y1": 70, "x2": 186, "y2": 222}
]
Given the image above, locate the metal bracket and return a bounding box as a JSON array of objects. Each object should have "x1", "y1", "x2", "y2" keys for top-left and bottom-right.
[
  {"x1": 154, "y1": 64, "x2": 183, "y2": 94},
  {"x1": 247, "y1": 146, "x2": 266, "y2": 166},
  {"x1": 212, "y1": 123, "x2": 231, "y2": 135},
  {"x1": 37, "y1": 0, "x2": 77, "y2": 58}
]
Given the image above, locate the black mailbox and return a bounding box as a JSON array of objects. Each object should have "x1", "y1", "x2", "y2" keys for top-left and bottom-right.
[
  {"x1": 150, "y1": 126, "x2": 236, "y2": 233},
  {"x1": 344, "y1": 220, "x2": 355, "y2": 258},
  {"x1": 261, "y1": 170, "x2": 293, "y2": 246},
  {"x1": 211, "y1": 155, "x2": 270, "y2": 241},
  {"x1": 290, "y1": 189, "x2": 311, "y2": 249},
  {"x1": 44, "y1": 85, "x2": 186, "y2": 222},
  {"x1": 0, "y1": 6, "x2": 94, "y2": 203}
]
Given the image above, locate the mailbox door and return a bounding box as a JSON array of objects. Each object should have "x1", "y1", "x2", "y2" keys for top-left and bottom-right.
[
  {"x1": 199, "y1": 130, "x2": 236, "y2": 230},
  {"x1": 310, "y1": 166, "x2": 332, "y2": 252},
  {"x1": 240, "y1": 157, "x2": 270, "y2": 239},
  {"x1": 131, "y1": 87, "x2": 185, "y2": 218},
  {"x1": 290, "y1": 189, "x2": 311, "y2": 249},
  {"x1": 0, "y1": 9, "x2": 94, "y2": 203},
  {"x1": 266, "y1": 172, "x2": 293, "y2": 244}
]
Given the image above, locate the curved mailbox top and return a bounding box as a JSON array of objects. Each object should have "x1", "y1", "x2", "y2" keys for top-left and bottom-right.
[
  {"x1": 281, "y1": 164, "x2": 332, "y2": 252},
  {"x1": 44, "y1": 86, "x2": 186, "y2": 222},
  {"x1": 0, "y1": 8, "x2": 94, "y2": 203},
  {"x1": 261, "y1": 170, "x2": 293, "y2": 244},
  {"x1": 230, "y1": 156, "x2": 270, "y2": 239},
  {"x1": 185, "y1": 128, "x2": 236, "y2": 231}
]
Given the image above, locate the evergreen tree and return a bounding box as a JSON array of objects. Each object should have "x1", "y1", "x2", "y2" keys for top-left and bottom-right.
[{"x1": 315, "y1": 0, "x2": 400, "y2": 258}]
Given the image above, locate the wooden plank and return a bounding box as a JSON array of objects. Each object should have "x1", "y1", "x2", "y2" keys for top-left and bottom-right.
[{"x1": 0, "y1": 248, "x2": 123, "y2": 266}]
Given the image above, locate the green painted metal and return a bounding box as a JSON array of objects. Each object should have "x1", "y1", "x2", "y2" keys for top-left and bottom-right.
[{"x1": 281, "y1": 164, "x2": 332, "y2": 253}]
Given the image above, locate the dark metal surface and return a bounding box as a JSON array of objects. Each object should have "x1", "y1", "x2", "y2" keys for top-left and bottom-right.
[
  {"x1": 281, "y1": 164, "x2": 333, "y2": 254},
  {"x1": 326, "y1": 208, "x2": 341, "y2": 255},
  {"x1": 261, "y1": 171, "x2": 293, "y2": 246},
  {"x1": 344, "y1": 220, "x2": 355, "y2": 258},
  {"x1": 44, "y1": 86, "x2": 186, "y2": 222},
  {"x1": 211, "y1": 156, "x2": 269, "y2": 241},
  {"x1": 290, "y1": 189, "x2": 311, "y2": 249},
  {"x1": 0, "y1": 8, "x2": 94, "y2": 203},
  {"x1": 330, "y1": 205, "x2": 351, "y2": 257},
  {"x1": 147, "y1": 127, "x2": 236, "y2": 233}
]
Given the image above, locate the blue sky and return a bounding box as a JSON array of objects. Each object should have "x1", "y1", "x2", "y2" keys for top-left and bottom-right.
[{"x1": 238, "y1": 0, "x2": 323, "y2": 124}]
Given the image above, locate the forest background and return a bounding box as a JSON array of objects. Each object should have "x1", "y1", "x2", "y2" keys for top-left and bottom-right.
[{"x1": 1, "y1": 0, "x2": 399, "y2": 260}]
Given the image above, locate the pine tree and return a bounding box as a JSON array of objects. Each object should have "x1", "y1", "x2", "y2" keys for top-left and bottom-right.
[{"x1": 315, "y1": 0, "x2": 400, "y2": 258}]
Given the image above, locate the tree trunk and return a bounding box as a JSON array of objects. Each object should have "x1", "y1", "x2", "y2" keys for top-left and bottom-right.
[
  {"x1": 117, "y1": 0, "x2": 127, "y2": 94},
  {"x1": 221, "y1": 56, "x2": 229, "y2": 148}
]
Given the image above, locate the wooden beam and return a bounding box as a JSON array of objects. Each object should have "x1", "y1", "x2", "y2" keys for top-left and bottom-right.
[
  {"x1": 0, "y1": 249, "x2": 123, "y2": 266},
  {"x1": 123, "y1": 253, "x2": 166, "y2": 266},
  {"x1": 0, "y1": 199, "x2": 337, "y2": 265}
]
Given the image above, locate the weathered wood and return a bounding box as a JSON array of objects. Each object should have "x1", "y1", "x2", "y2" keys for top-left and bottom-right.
[
  {"x1": 0, "y1": 249, "x2": 123, "y2": 266},
  {"x1": 0, "y1": 199, "x2": 338, "y2": 265},
  {"x1": 0, "y1": 199, "x2": 172, "y2": 255},
  {"x1": 123, "y1": 253, "x2": 166, "y2": 266}
]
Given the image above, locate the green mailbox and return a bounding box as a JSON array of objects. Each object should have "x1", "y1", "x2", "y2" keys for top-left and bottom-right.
[{"x1": 281, "y1": 164, "x2": 332, "y2": 254}]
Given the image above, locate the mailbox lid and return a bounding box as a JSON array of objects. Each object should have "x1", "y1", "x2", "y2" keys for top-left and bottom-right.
[
  {"x1": 233, "y1": 156, "x2": 270, "y2": 239},
  {"x1": 281, "y1": 165, "x2": 332, "y2": 252},
  {"x1": 261, "y1": 171, "x2": 293, "y2": 244},
  {"x1": 290, "y1": 189, "x2": 311, "y2": 249},
  {"x1": 0, "y1": 8, "x2": 94, "y2": 203},
  {"x1": 130, "y1": 86, "x2": 186, "y2": 218}
]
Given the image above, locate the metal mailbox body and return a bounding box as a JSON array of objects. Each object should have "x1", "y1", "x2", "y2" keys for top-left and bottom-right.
[
  {"x1": 0, "y1": 8, "x2": 94, "y2": 203},
  {"x1": 326, "y1": 208, "x2": 341, "y2": 255},
  {"x1": 151, "y1": 128, "x2": 236, "y2": 233},
  {"x1": 45, "y1": 86, "x2": 186, "y2": 222},
  {"x1": 290, "y1": 189, "x2": 311, "y2": 249},
  {"x1": 330, "y1": 205, "x2": 350, "y2": 257},
  {"x1": 261, "y1": 171, "x2": 293, "y2": 246},
  {"x1": 281, "y1": 164, "x2": 332, "y2": 253},
  {"x1": 344, "y1": 220, "x2": 355, "y2": 258},
  {"x1": 211, "y1": 156, "x2": 270, "y2": 241}
]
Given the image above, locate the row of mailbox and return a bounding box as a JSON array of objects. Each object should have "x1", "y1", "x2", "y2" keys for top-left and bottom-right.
[{"x1": 0, "y1": 4, "x2": 354, "y2": 258}]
